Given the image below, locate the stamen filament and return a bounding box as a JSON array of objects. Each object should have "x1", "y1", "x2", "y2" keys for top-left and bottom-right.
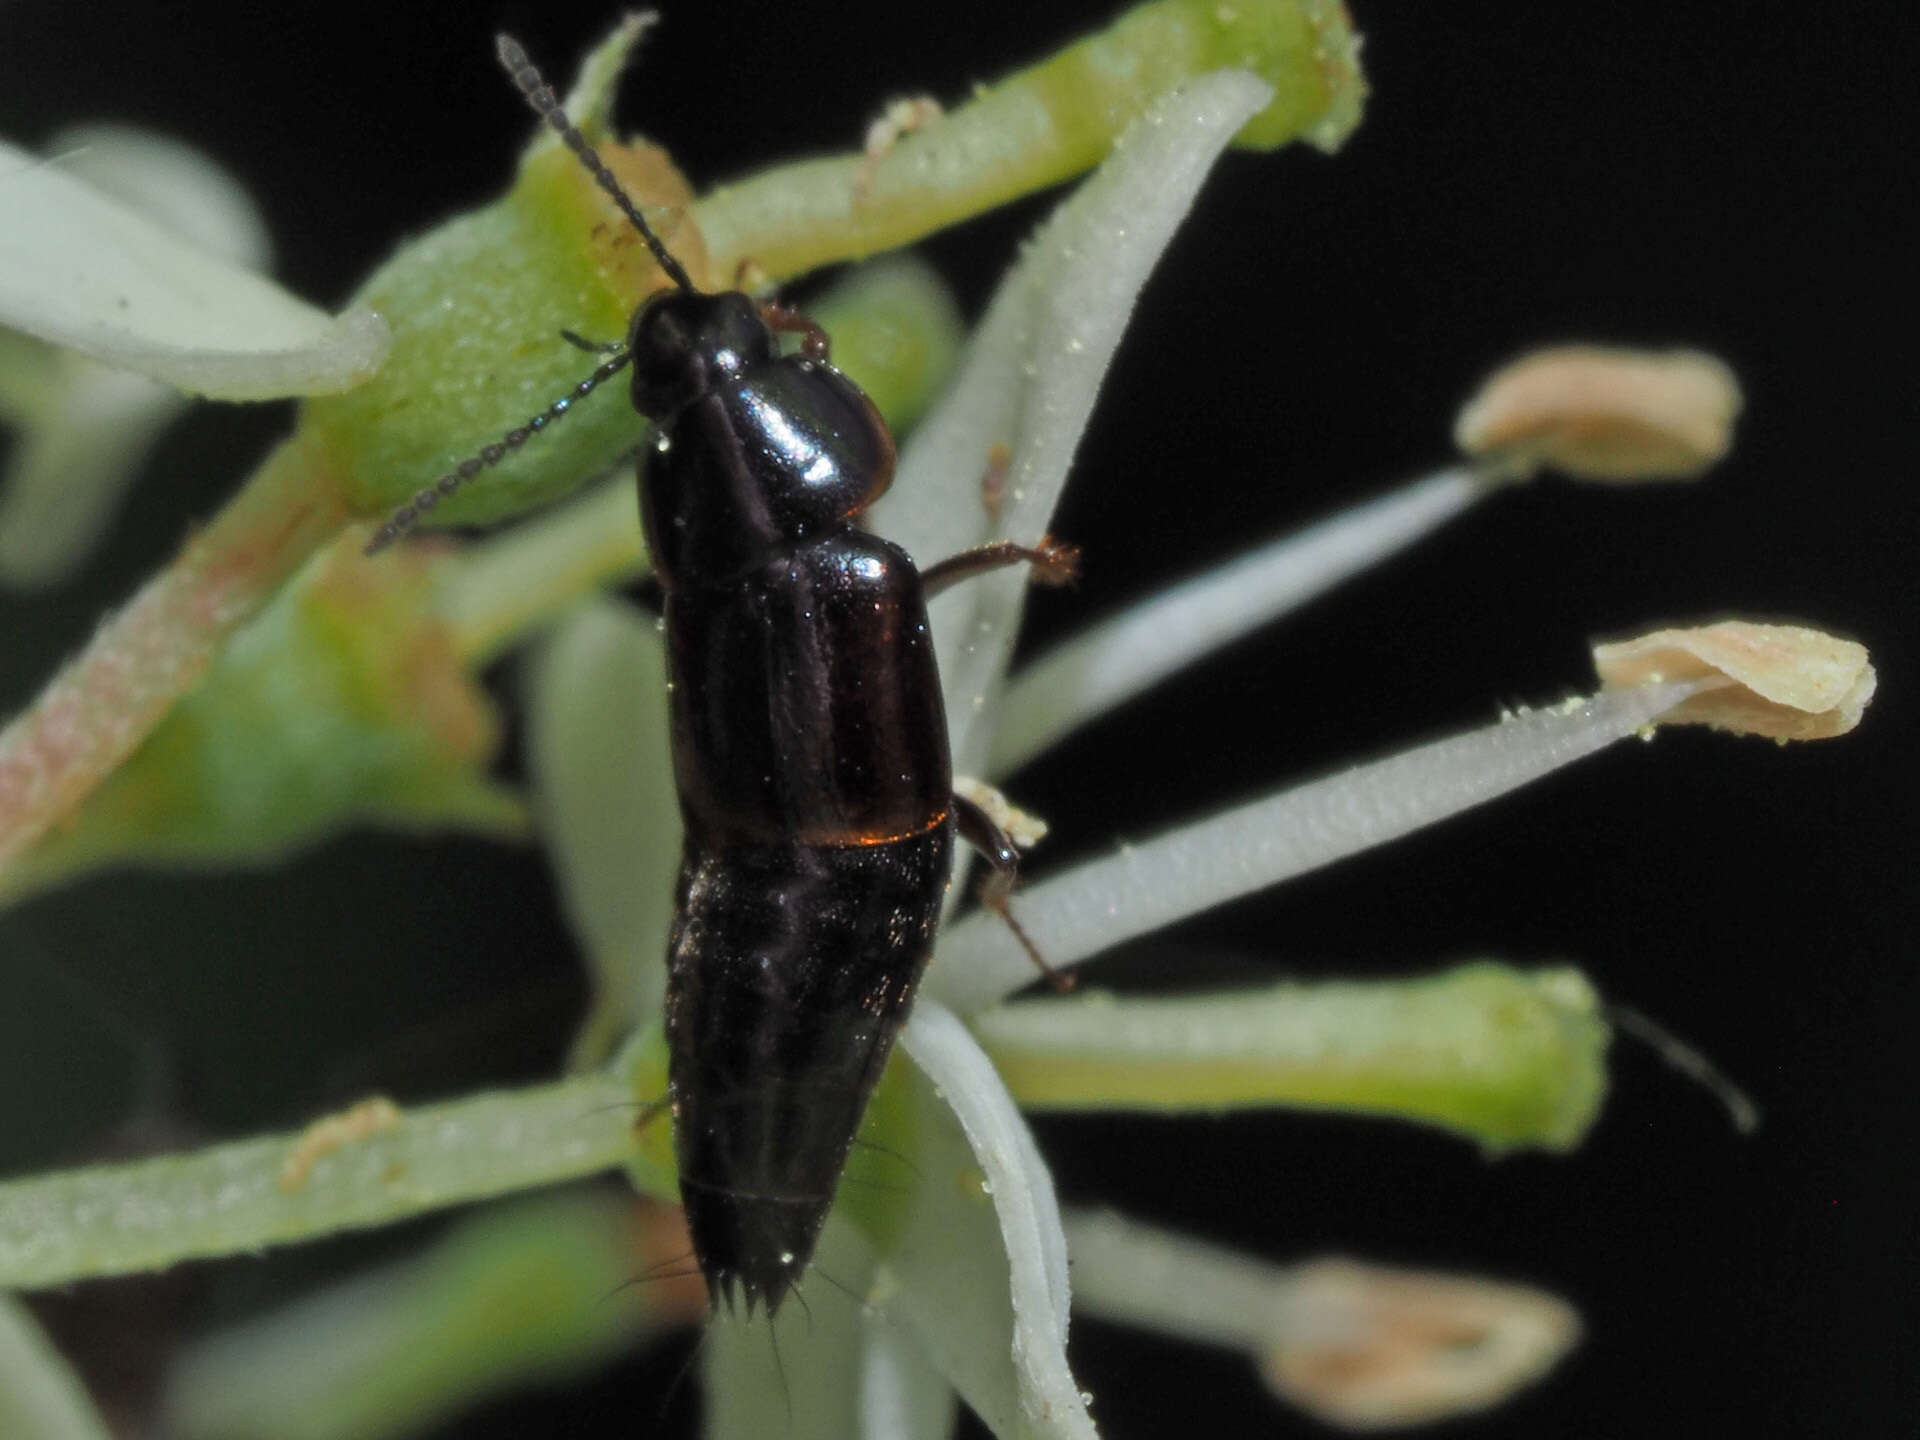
[{"x1": 933, "y1": 680, "x2": 1701, "y2": 1011}]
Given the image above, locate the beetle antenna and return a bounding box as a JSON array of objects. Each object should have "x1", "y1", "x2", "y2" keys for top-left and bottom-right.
[
  {"x1": 496, "y1": 32, "x2": 697, "y2": 292},
  {"x1": 362, "y1": 348, "x2": 632, "y2": 555}
]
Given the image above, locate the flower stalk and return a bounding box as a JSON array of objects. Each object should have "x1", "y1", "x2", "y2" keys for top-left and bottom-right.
[
  {"x1": 977, "y1": 962, "x2": 1610, "y2": 1153},
  {"x1": 0, "y1": 433, "x2": 347, "y2": 868},
  {"x1": 0, "y1": 1069, "x2": 643, "y2": 1291},
  {"x1": 931, "y1": 681, "x2": 1701, "y2": 1013},
  {"x1": 692, "y1": 0, "x2": 1365, "y2": 278}
]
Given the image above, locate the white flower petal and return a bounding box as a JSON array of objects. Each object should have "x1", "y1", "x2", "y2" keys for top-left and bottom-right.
[
  {"x1": 872, "y1": 70, "x2": 1277, "y2": 777},
  {"x1": 991, "y1": 466, "x2": 1488, "y2": 774},
  {"x1": 931, "y1": 680, "x2": 1700, "y2": 1012},
  {"x1": 0, "y1": 125, "x2": 278, "y2": 584},
  {"x1": 555, "y1": 13, "x2": 657, "y2": 143},
  {"x1": 705, "y1": 1220, "x2": 960, "y2": 1440},
  {"x1": 858, "y1": 1317, "x2": 960, "y2": 1440},
  {"x1": 894, "y1": 1001, "x2": 1093, "y2": 1440},
  {"x1": 0, "y1": 139, "x2": 388, "y2": 399},
  {"x1": 525, "y1": 600, "x2": 679, "y2": 1067},
  {"x1": 47, "y1": 124, "x2": 271, "y2": 271},
  {"x1": 705, "y1": 1221, "x2": 876, "y2": 1440},
  {"x1": 1063, "y1": 1208, "x2": 1289, "y2": 1351},
  {"x1": 0, "y1": 1295, "x2": 112, "y2": 1440},
  {"x1": 0, "y1": 345, "x2": 184, "y2": 586}
]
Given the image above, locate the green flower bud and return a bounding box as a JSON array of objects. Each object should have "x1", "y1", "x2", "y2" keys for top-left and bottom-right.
[
  {"x1": 304, "y1": 139, "x2": 704, "y2": 531},
  {"x1": 1, "y1": 539, "x2": 522, "y2": 904}
]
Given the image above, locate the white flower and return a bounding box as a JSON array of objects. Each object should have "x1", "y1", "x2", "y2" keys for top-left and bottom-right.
[
  {"x1": 0, "y1": 40, "x2": 1870, "y2": 1440},
  {"x1": 0, "y1": 130, "x2": 387, "y2": 401},
  {"x1": 0, "y1": 125, "x2": 388, "y2": 586}
]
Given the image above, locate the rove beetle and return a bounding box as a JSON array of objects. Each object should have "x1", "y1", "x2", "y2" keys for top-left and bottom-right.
[{"x1": 368, "y1": 35, "x2": 1075, "y2": 1317}]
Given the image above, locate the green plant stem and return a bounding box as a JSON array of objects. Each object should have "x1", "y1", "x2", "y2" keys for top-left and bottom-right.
[
  {"x1": 0, "y1": 1071, "x2": 640, "y2": 1290},
  {"x1": 0, "y1": 434, "x2": 345, "y2": 872},
  {"x1": 692, "y1": 0, "x2": 1363, "y2": 280}
]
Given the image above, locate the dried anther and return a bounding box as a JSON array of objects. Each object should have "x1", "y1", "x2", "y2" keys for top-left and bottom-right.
[
  {"x1": 1593, "y1": 620, "x2": 1875, "y2": 740},
  {"x1": 1456, "y1": 344, "x2": 1741, "y2": 482},
  {"x1": 1262, "y1": 1257, "x2": 1581, "y2": 1430}
]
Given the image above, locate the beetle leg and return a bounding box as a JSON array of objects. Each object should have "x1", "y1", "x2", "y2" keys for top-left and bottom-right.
[
  {"x1": 921, "y1": 535, "x2": 1081, "y2": 598},
  {"x1": 759, "y1": 302, "x2": 832, "y2": 361},
  {"x1": 952, "y1": 791, "x2": 1075, "y2": 992}
]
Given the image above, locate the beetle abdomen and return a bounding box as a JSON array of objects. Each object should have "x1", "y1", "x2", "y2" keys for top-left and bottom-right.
[{"x1": 664, "y1": 825, "x2": 949, "y2": 1315}]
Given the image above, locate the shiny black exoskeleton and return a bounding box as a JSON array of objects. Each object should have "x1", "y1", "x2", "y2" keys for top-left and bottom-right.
[
  {"x1": 368, "y1": 35, "x2": 1071, "y2": 1320},
  {"x1": 634, "y1": 287, "x2": 952, "y2": 1314}
]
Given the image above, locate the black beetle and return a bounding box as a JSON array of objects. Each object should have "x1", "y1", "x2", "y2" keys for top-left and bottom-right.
[{"x1": 369, "y1": 34, "x2": 1073, "y2": 1317}]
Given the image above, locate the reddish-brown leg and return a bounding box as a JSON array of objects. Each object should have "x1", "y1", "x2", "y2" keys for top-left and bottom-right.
[
  {"x1": 922, "y1": 536, "x2": 1081, "y2": 598},
  {"x1": 758, "y1": 301, "x2": 831, "y2": 361},
  {"x1": 952, "y1": 791, "x2": 1074, "y2": 992}
]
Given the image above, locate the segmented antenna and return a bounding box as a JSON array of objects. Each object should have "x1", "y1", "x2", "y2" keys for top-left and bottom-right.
[
  {"x1": 361, "y1": 349, "x2": 631, "y2": 556},
  {"x1": 365, "y1": 33, "x2": 697, "y2": 557},
  {"x1": 495, "y1": 32, "x2": 696, "y2": 292}
]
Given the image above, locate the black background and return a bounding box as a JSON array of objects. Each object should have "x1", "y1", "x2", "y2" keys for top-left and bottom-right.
[{"x1": 1, "y1": 2, "x2": 1912, "y2": 1436}]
